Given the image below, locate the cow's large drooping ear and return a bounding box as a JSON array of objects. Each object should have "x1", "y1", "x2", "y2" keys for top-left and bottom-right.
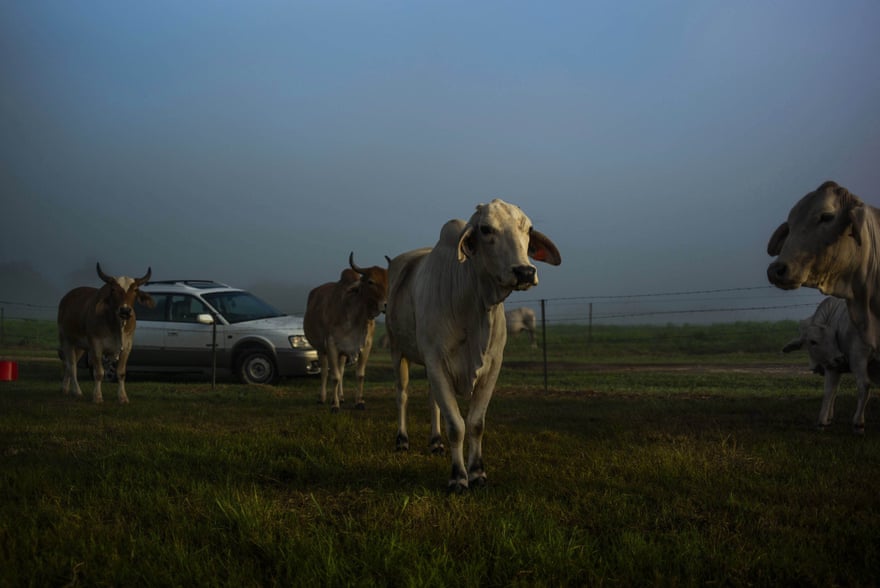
[
  {"x1": 137, "y1": 291, "x2": 156, "y2": 308},
  {"x1": 767, "y1": 223, "x2": 789, "y2": 256},
  {"x1": 528, "y1": 230, "x2": 561, "y2": 266},
  {"x1": 850, "y1": 204, "x2": 866, "y2": 247},
  {"x1": 781, "y1": 338, "x2": 803, "y2": 353},
  {"x1": 457, "y1": 224, "x2": 477, "y2": 262}
]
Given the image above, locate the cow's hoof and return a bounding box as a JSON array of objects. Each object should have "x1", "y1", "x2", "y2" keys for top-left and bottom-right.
[
  {"x1": 447, "y1": 481, "x2": 469, "y2": 494},
  {"x1": 317, "y1": 399, "x2": 324, "y2": 405},
  {"x1": 396, "y1": 433, "x2": 409, "y2": 452},
  {"x1": 428, "y1": 436, "x2": 445, "y2": 456},
  {"x1": 853, "y1": 425, "x2": 866, "y2": 436},
  {"x1": 816, "y1": 423, "x2": 830, "y2": 432},
  {"x1": 468, "y1": 460, "x2": 488, "y2": 488},
  {"x1": 330, "y1": 406, "x2": 340, "y2": 414},
  {"x1": 355, "y1": 402, "x2": 366, "y2": 410}
]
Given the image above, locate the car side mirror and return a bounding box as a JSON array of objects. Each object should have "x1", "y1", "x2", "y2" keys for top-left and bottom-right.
[{"x1": 197, "y1": 313, "x2": 215, "y2": 325}]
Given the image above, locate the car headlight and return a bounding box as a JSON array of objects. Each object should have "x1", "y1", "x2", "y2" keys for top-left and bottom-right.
[{"x1": 289, "y1": 335, "x2": 309, "y2": 349}]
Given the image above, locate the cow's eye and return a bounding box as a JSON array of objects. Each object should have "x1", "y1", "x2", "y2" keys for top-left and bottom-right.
[
  {"x1": 818, "y1": 212, "x2": 835, "y2": 224},
  {"x1": 480, "y1": 225, "x2": 494, "y2": 236}
]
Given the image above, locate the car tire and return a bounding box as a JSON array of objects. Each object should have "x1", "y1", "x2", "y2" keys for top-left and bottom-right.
[{"x1": 237, "y1": 349, "x2": 278, "y2": 385}]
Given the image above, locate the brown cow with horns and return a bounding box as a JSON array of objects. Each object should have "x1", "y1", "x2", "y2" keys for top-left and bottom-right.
[
  {"x1": 57, "y1": 263, "x2": 155, "y2": 403},
  {"x1": 303, "y1": 253, "x2": 388, "y2": 412}
]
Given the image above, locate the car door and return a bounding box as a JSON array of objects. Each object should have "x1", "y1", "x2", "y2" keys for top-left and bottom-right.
[
  {"x1": 164, "y1": 294, "x2": 224, "y2": 367},
  {"x1": 129, "y1": 293, "x2": 170, "y2": 366}
]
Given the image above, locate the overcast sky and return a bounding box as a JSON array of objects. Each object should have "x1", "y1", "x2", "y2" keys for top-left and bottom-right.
[{"x1": 2, "y1": 1, "x2": 879, "y2": 320}]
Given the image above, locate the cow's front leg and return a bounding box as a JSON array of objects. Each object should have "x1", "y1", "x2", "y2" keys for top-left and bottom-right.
[
  {"x1": 352, "y1": 321, "x2": 373, "y2": 410},
  {"x1": 427, "y1": 385, "x2": 444, "y2": 455},
  {"x1": 327, "y1": 347, "x2": 344, "y2": 413},
  {"x1": 817, "y1": 370, "x2": 841, "y2": 430},
  {"x1": 465, "y1": 380, "x2": 497, "y2": 487},
  {"x1": 116, "y1": 346, "x2": 131, "y2": 404},
  {"x1": 853, "y1": 378, "x2": 870, "y2": 434},
  {"x1": 428, "y1": 372, "x2": 467, "y2": 492},
  {"x1": 90, "y1": 350, "x2": 105, "y2": 404},
  {"x1": 395, "y1": 354, "x2": 411, "y2": 451},
  {"x1": 317, "y1": 353, "x2": 329, "y2": 404},
  {"x1": 335, "y1": 354, "x2": 347, "y2": 407},
  {"x1": 353, "y1": 345, "x2": 371, "y2": 410}
]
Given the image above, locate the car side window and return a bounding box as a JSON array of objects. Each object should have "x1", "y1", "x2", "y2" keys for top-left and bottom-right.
[
  {"x1": 169, "y1": 295, "x2": 211, "y2": 323},
  {"x1": 136, "y1": 294, "x2": 169, "y2": 322}
]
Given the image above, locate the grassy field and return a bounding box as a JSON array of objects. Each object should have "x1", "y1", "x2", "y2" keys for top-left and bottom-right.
[{"x1": 1, "y1": 320, "x2": 879, "y2": 586}]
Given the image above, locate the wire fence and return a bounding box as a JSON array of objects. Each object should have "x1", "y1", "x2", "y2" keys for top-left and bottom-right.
[
  {"x1": 1, "y1": 284, "x2": 826, "y2": 354},
  {"x1": 1, "y1": 285, "x2": 826, "y2": 326},
  {"x1": 509, "y1": 285, "x2": 825, "y2": 326}
]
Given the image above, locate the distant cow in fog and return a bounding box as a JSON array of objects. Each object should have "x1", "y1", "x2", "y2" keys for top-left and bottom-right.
[
  {"x1": 57, "y1": 263, "x2": 154, "y2": 403},
  {"x1": 303, "y1": 253, "x2": 388, "y2": 412},
  {"x1": 506, "y1": 307, "x2": 537, "y2": 348},
  {"x1": 783, "y1": 297, "x2": 877, "y2": 432}
]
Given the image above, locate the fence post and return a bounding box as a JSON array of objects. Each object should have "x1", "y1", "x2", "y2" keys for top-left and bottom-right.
[{"x1": 541, "y1": 299, "x2": 548, "y2": 394}]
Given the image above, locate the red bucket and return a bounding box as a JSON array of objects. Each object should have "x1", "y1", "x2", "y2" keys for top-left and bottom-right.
[{"x1": 0, "y1": 361, "x2": 18, "y2": 381}]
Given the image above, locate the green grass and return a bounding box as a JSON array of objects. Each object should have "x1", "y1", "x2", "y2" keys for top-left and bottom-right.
[{"x1": 1, "y1": 321, "x2": 879, "y2": 586}]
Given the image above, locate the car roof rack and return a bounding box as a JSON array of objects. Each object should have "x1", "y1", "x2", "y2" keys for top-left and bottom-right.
[{"x1": 145, "y1": 280, "x2": 231, "y2": 289}]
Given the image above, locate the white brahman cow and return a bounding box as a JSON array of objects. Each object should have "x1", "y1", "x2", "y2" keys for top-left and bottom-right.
[
  {"x1": 783, "y1": 297, "x2": 877, "y2": 432},
  {"x1": 57, "y1": 263, "x2": 154, "y2": 403},
  {"x1": 768, "y1": 181, "x2": 880, "y2": 352},
  {"x1": 303, "y1": 253, "x2": 388, "y2": 412},
  {"x1": 386, "y1": 199, "x2": 561, "y2": 491}
]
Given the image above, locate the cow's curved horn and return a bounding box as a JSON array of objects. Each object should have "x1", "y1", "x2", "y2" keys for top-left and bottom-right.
[
  {"x1": 349, "y1": 252, "x2": 367, "y2": 276},
  {"x1": 96, "y1": 262, "x2": 114, "y2": 284},
  {"x1": 135, "y1": 267, "x2": 152, "y2": 285}
]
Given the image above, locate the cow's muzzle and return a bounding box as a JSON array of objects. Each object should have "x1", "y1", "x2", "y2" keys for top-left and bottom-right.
[
  {"x1": 513, "y1": 265, "x2": 537, "y2": 287},
  {"x1": 118, "y1": 306, "x2": 133, "y2": 320},
  {"x1": 767, "y1": 261, "x2": 799, "y2": 290}
]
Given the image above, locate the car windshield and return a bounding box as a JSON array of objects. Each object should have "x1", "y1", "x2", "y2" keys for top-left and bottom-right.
[{"x1": 203, "y1": 291, "x2": 284, "y2": 324}]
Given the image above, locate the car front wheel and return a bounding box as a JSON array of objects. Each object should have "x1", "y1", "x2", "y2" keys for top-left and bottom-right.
[{"x1": 237, "y1": 350, "x2": 278, "y2": 385}]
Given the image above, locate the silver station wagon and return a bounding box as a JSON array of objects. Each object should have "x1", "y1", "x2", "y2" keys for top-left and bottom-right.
[{"x1": 127, "y1": 280, "x2": 319, "y2": 384}]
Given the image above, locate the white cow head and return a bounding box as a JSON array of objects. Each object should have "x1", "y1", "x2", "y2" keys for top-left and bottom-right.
[
  {"x1": 782, "y1": 320, "x2": 847, "y2": 374},
  {"x1": 767, "y1": 181, "x2": 867, "y2": 296},
  {"x1": 456, "y1": 199, "x2": 561, "y2": 291}
]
